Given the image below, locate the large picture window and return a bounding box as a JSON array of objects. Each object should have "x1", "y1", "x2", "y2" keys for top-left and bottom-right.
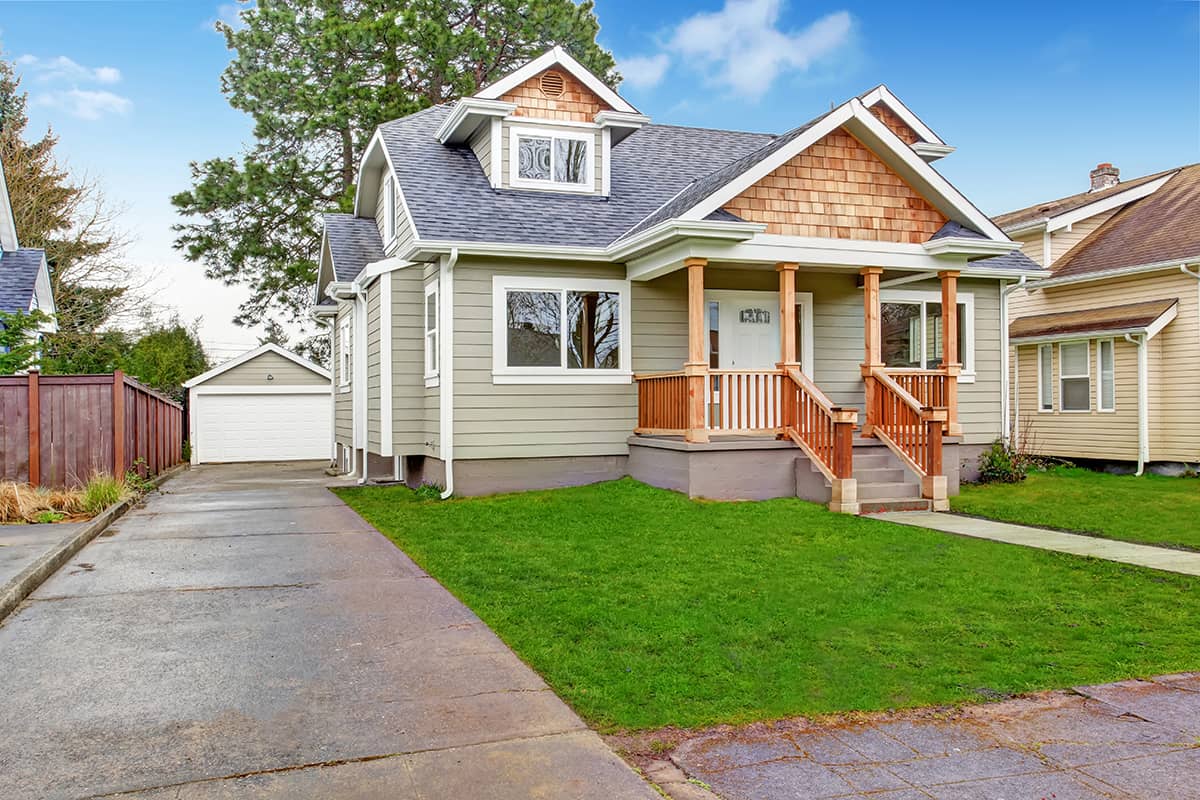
[
  {"x1": 492, "y1": 276, "x2": 630, "y2": 383},
  {"x1": 1059, "y1": 341, "x2": 1090, "y2": 412},
  {"x1": 879, "y1": 290, "x2": 974, "y2": 378},
  {"x1": 510, "y1": 128, "x2": 591, "y2": 190}
]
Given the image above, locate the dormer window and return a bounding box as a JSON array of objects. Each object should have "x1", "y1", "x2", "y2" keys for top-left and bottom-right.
[{"x1": 511, "y1": 127, "x2": 591, "y2": 191}]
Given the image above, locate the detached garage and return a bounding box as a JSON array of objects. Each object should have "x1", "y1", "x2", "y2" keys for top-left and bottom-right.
[{"x1": 184, "y1": 344, "x2": 331, "y2": 464}]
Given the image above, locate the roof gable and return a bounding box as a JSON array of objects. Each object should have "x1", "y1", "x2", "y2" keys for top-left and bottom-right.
[
  {"x1": 0, "y1": 249, "x2": 48, "y2": 314},
  {"x1": 500, "y1": 67, "x2": 613, "y2": 123},
  {"x1": 475, "y1": 46, "x2": 636, "y2": 114},
  {"x1": 995, "y1": 168, "x2": 1178, "y2": 232},
  {"x1": 721, "y1": 126, "x2": 947, "y2": 243},
  {"x1": 183, "y1": 343, "x2": 330, "y2": 387}
]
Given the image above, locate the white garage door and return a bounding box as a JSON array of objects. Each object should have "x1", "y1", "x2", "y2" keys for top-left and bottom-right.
[{"x1": 194, "y1": 391, "x2": 331, "y2": 463}]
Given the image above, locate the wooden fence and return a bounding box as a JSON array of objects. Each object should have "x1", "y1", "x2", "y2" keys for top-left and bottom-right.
[{"x1": 0, "y1": 371, "x2": 184, "y2": 487}]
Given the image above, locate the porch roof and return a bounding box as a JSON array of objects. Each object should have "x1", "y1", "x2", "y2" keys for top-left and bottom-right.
[{"x1": 1009, "y1": 298, "x2": 1179, "y2": 342}]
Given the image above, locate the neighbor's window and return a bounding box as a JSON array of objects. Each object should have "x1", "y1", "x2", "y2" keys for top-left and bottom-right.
[
  {"x1": 1037, "y1": 344, "x2": 1053, "y2": 411},
  {"x1": 382, "y1": 172, "x2": 396, "y2": 242},
  {"x1": 424, "y1": 281, "x2": 439, "y2": 380},
  {"x1": 492, "y1": 277, "x2": 628, "y2": 382},
  {"x1": 880, "y1": 291, "x2": 973, "y2": 375},
  {"x1": 1097, "y1": 338, "x2": 1115, "y2": 412},
  {"x1": 1059, "y1": 341, "x2": 1090, "y2": 412},
  {"x1": 512, "y1": 128, "x2": 590, "y2": 189},
  {"x1": 338, "y1": 317, "x2": 352, "y2": 387}
]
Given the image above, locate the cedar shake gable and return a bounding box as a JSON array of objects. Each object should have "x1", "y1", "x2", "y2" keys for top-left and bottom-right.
[{"x1": 500, "y1": 68, "x2": 613, "y2": 123}]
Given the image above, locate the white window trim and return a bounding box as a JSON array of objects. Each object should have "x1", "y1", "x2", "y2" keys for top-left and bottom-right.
[
  {"x1": 337, "y1": 317, "x2": 352, "y2": 392},
  {"x1": 1096, "y1": 337, "x2": 1116, "y2": 413},
  {"x1": 492, "y1": 275, "x2": 631, "y2": 384},
  {"x1": 382, "y1": 172, "x2": 397, "y2": 245},
  {"x1": 1037, "y1": 344, "x2": 1053, "y2": 413},
  {"x1": 424, "y1": 279, "x2": 440, "y2": 387},
  {"x1": 879, "y1": 288, "x2": 976, "y2": 382},
  {"x1": 1059, "y1": 340, "x2": 1091, "y2": 413},
  {"x1": 509, "y1": 126, "x2": 593, "y2": 193}
]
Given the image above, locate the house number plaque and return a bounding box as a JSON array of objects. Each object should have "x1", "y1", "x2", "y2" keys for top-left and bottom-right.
[{"x1": 739, "y1": 308, "x2": 771, "y2": 324}]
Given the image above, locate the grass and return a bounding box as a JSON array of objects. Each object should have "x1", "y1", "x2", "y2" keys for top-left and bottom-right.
[
  {"x1": 953, "y1": 467, "x2": 1200, "y2": 551},
  {"x1": 1, "y1": 473, "x2": 133, "y2": 524},
  {"x1": 335, "y1": 478, "x2": 1200, "y2": 731}
]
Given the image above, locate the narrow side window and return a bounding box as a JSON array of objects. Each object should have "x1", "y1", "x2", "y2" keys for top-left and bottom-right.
[{"x1": 1037, "y1": 344, "x2": 1052, "y2": 411}]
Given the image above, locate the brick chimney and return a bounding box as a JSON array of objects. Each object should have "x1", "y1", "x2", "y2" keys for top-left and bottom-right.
[{"x1": 1090, "y1": 162, "x2": 1120, "y2": 192}]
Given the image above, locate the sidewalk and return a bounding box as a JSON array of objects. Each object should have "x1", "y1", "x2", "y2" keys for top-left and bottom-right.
[{"x1": 876, "y1": 512, "x2": 1200, "y2": 577}]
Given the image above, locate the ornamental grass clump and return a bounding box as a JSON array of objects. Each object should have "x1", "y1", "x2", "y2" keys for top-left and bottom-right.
[
  {"x1": 81, "y1": 473, "x2": 127, "y2": 515},
  {"x1": 0, "y1": 473, "x2": 133, "y2": 523}
]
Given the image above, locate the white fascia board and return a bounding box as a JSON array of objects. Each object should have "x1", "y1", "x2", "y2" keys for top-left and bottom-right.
[
  {"x1": 922, "y1": 236, "x2": 1018, "y2": 258},
  {"x1": 310, "y1": 306, "x2": 337, "y2": 321},
  {"x1": 32, "y1": 252, "x2": 57, "y2": 322},
  {"x1": 1032, "y1": 256, "x2": 1200, "y2": 289},
  {"x1": 858, "y1": 85, "x2": 945, "y2": 145},
  {"x1": 1043, "y1": 173, "x2": 1175, "y2": 233},
  {"x1": 356, "y1": 256, "x2": 415, "y2": 285},
  {"x1": 327, "y1": 281, "x2": 356, "y2": 300},
  {"x1": 1146, "y1": 302, "x2": 1179, "y2": 340},
  {"x1": 435, "y1": 98, "x2": 516, "y2": 144},
  {"x1": 608, "y1": 219, "x2": 764, "y2": 261},
  {"x1": 409, "y1": 239, "x2": 607, "y2": 263},
  {"x1": 351, "y1": 130, "x2": 420, "y2": 242},
  {"x1": 0, "y1": 157, "x2": 18, "y2": 251},
  {"x1": 192, "y1": 385, "x2": 333, "y2": 395},
  {"x1": 184, "y1": 342, "x2": 331, "y2": 388},
  {"x1": 475, "y1": 46, "x2": 638, "y2": 114}
]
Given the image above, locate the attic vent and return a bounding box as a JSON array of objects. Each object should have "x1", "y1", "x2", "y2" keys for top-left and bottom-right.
[{"x1": 539, "y1": 71, "x2": 566, "y2": 98}]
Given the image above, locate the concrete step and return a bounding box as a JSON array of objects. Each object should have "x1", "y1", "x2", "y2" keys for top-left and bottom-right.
[
  {"x1": 857, "y1": 481, "x2": 923, "y2": 501},
  {"x1": 853, "y1": 466, "x2": 908, "y2": 484},
  {"x1": 859, "y1": 497, "x2": 934, "y2": 514},
  {"x1": 853, "y1": 453, "x2": 894, "y2": 470}
]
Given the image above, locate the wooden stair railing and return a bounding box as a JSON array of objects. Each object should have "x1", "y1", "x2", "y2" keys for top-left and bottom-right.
[
  {"x1": 781, "y1": 369, "x2": 859, "y2": 514},
  {"x1": 867, "y1": 368, "x2": 948, "y2": 509},
  {"x1": 883, "y1": 368, "x2": 958, "y2": 434}
]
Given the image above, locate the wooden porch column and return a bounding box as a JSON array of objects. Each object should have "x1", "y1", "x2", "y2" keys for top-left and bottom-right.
[
  {"x1": 777, "y1": 262, "x2": 799, "y2": 369},
  {"x1": 684, "y1": 257, "x2": 709, "y2": 443},
  {"x1": 859, "y1": 267, "x2": 884, "y2": 436},
  {"x1": 939, "y1": 270, "x2": 962, "y2": 437}
]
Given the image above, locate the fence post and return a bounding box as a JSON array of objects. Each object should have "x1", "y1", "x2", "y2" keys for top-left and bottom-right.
[
  {"x1": 27, "y1": 370, "x2": 40, "y2": 487},
  {"x1": 112, "y1": 371, "x2": 126, "y2": 477}
]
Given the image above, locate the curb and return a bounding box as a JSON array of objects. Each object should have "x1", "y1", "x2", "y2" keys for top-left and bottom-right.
[{"x1": 0, "y1": 464, "x2": 188, "y2": 623}]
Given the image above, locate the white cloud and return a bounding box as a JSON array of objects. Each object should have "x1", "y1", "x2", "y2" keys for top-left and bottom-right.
[
  {"x1": 15, "y1": 54, "x2": 121, "y2": 84},
  {"x1": 35, "y1": 89, "x2": 132, "y2": 120},
  {"x1": 211, "y1": 2, "x2": 252, "y2": 32},
  {"x1": 665, "y1": 0, "x2": 853, "y2": 99},
  {"x1": 618, "y1": 53, "x2": 671, "y2": 90}
]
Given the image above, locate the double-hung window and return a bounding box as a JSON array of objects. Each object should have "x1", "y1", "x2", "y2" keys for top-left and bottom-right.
[
  {"x1": 1059, "y1": 341, "x2": 1091, "y2": 412},
  {"x1": 492, "y1": 276, "x2": 630, "y2": 383},
  {"x1": 511, "y1": 128, "x2": 591, "y2": 190},
  {"x1": 338, "y1": 317, "x2": 352, "y2": 389},
  {"x1": 381, "y1": 173, "x2": 396, "y2": 244},
  {"x1": 1037, "y1": 344, "x2": 1053, "y2": 411},
  {"x1": 879, "y1": 289, "x2": 974, "y2": 379},
  {"x1": 1096, "y1": 339, "x2": 1115, "y2": 412},
  {"x1": 424, "y1": 281, "x2": 439, "y2": 384}
]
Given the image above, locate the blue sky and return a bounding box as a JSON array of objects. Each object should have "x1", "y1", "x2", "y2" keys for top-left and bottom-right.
[{"x1": 1, "y1": 0, "x2": 1197, "y2": 357}]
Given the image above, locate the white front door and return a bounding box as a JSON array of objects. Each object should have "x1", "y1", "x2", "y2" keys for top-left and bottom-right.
[{"x1": 704, "y1": 290, "x2": 814, "y2": 374}]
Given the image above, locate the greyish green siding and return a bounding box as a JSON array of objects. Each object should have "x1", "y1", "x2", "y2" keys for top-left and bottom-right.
[
  {"x1": 468, "y1": 123, "x2": 493, "y2": 185},
  {"x1": 366, "y1": 280, "x2": 382, "y2": 453},
  {"x1": 391, "y1": 264, "x2": 426, "y2": 454},
  {"x1": 201, "y1": 350, "x2": 326, "y2": 387},
  {"x1": 373, "y1": 165, "x2": 417, "y2": 256},
  {"x1": 423, "y1": 261, "x2": 441, "y2": 458}
]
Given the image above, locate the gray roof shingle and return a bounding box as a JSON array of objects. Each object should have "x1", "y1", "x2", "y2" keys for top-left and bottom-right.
[
  {"x1": 0, "y1": 248, "x2": 45, "y2": 314},
  {"x1": 323, "y1": 213, "x2": 386, "y2": 282}
]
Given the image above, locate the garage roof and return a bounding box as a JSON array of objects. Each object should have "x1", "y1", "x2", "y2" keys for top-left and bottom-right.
[{"x1": 183, "y1": 343, "x2": 330, "y2": 388}]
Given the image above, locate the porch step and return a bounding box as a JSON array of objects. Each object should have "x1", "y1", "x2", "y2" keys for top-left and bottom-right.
[
  {"x1": 859, "y1": 497, "x2": 934, "y2": 514},
  {"x1": 853, "y1": 466, "x2": 908, "y2": 484},
  {"x1": 857, "y1": 481, "x2": 923, "y2": 502},
  {"x1": 852, "y1": 452, "x2": 894, "y2": 470}
]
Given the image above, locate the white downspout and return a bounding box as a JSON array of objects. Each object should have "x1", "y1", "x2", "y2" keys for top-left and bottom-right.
[
  {"x1": 439, "y1": 248, "x2": 459, "y2": 499},
  {"x1": 1124, "y1": 333, "x2": 1148, "y2": 476},
  {"x1": 329, "y1": 324, "x2": 337, "y2": 465},
  {"x1": 1001, "y1": 276, "x2": 1028, "y2": 446}
]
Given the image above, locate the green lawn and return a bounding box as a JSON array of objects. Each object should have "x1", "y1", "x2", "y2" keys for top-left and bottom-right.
[
  {"x1": 335, "y1": 478, "x2": 1200, "y2": 731},
  {"x1": 953, "y1": 467, "x2": 1200, "y2": 551}
]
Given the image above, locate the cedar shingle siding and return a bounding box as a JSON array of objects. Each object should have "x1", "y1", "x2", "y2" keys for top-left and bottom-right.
[{"x1": 501, "y1": 69, "x2": 612, "y2": 122}]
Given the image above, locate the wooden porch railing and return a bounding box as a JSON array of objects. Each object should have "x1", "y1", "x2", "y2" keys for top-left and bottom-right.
[
  {"x1": 867, "y1": 368, "x2": 947, "y2": 504},
  {"x1": 634, "y1": 370, "x2": 690, "y2": 435},
  {"x1": 707, "y1": 370, "x2": 785, "y2": 434},
  {"x1": 883, "y1": 368, "x2": 957, "y2": 434},
  {"x1": 780, "y1": 369, "x2": 856, "y2": 482}
]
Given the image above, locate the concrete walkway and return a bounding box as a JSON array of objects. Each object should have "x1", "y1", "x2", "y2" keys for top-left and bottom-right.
[
  {"x1": 667, "y1": 673, "x2": 1200, "y2": 800},
  {"x1": 0, "y1": 463, "x2": 657, "y2": 800},
  {"x1": 0, "y1": 521, "x2": 89, "y2": 587},
  {"x1": 876, "y1": 512, "x2": 1200, "y2": 577}
]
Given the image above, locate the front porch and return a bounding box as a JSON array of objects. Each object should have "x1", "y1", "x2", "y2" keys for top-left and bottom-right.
[{"x1": 631, "y1": 259, "x2": 966, "y2": 514}]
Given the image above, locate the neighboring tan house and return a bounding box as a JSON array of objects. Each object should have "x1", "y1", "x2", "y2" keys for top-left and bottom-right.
[
  {"x1": 313, "y1": 47, "x2": 1043, "y2": 513},
  {"x1": 1000, "y1": 163, "x2": 1200, "y2": 472},
  {"x1": 0, "y1": 157, "x2": 57, "y2": 355}
]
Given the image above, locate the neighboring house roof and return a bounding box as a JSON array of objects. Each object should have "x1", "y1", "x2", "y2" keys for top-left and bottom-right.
[
  {"x1": 995, "y1": 168, "x2": 1178, "y2": 231},
  {"x1": 0, "y1": 248, "x2": 47, "y2": 314},
  {"x1": 377, "y1": 104, "x2": 774, "y2": 249},
  {"x1": 183, "y1": 342, "x2": 330, "y2": 388},
  {"x1": 323, "y1": 213, "x2": 386, "y2": 283},
  {"x1": 1009, "y1": 298, "x2": 1179, "y2": 342},
  {"x1": 1049, "y1": 164, "x2": 1200, "y2": 280}
]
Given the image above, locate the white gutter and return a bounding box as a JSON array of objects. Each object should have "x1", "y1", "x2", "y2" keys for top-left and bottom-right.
[
  {"x1": 439, "y1": 247, "x2": 459, "y2": 499},
  {"x1": 1031, "y1": 256, "x2": 1200, "y2": 290},
  {"x1": 1001, "y1": 276, "x2": 1028, "y2": 446},
  {"x1": 1124, "y1": 333, "x2": 1149, "y2": 476}
]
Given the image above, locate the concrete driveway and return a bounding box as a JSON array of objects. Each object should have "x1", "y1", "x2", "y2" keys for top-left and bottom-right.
[{"x1": 0, "y1": 463, "x2": 656, "y2": 799}]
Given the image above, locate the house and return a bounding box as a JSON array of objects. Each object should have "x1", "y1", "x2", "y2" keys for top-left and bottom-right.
[
  {"x1": 313, "y1": 47, "x2": 1044, "y2": 513},
  {"x1": 1000, "y1": 163, "x2": 1200, "y2": 472},
  {"x1": 0, "y1": 156, "x2": 57, "y2": 351},
  {"x1": 183, "y1": 343, "x2": 332, "y2": 464}
]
